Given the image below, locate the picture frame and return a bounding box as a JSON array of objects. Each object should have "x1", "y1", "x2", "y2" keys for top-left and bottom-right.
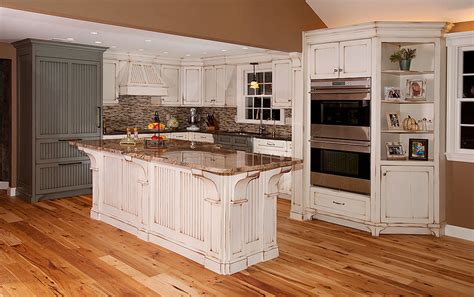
[
  {"x1": 408, "y1": 138, "x2": 429, "y2": 161},
  {"x1": 386, "y1": 142, "x2": 406, "y2": 160},
  {"x1": 384, "y1": 86, "x2": 402, "y2": 100},
  {"x1": 406, "y1": 79, "x2": 426, "y2": 100},
  {"x1": 386, "y1": 111, "x2": 402, "y2": 130}
]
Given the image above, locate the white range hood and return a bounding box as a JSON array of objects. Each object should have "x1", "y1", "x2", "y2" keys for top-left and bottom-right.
[{"x1": 119, "y1": 62, "x2": 168, "y2": 96}]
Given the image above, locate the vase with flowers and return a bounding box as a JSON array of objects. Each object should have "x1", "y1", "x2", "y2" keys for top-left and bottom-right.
[{"x1": 390, "y1": 48, "x2": 417, "y2": 71}]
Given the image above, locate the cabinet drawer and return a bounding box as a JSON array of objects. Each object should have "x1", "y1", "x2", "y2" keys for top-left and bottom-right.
[
  {"x1": 191, "y1": 133, "x2": 214, "y2": 143},
  {"x1": 254, "y1": 138, "x2": 288, "y2": 151},
  {"x1": 36, "y1": 138, "x2": 92, "y2": 164},
  {"x1": 215, "y1": 135, "x2": 233, "y2": 145},
  {"x1": 311, "y1": 187, "x2": 370, "y2": 221},
  {"x1": 169, "y1": 132, "x2": 189, "y2": 140},
  {"x1": 36, "y1": 161, "x2": 92, "y2": 194},
  {"x1": 233, "y1": 136, "x2": 250, "y2": 146}
]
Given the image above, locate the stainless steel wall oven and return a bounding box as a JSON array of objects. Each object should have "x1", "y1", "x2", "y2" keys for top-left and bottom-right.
[{"x1": 310, "y1": 77, "x2": 371, "y2": 194}]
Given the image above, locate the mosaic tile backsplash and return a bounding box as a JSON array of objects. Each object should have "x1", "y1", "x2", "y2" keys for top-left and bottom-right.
[{"x1": 103, "y1": 96, "x2": 292, "y2": 137}]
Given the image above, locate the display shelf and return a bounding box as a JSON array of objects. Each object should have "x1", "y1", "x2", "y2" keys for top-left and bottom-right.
[
  {"x1": 380, "y1": 159, "x2": 435, "y2": 166},
  {"x1": 381, "y1": 70, "x2": 434, "y2": 75},
  {"x1": 381, "y1": 129, "x2": 434, "y2": 134},
  {"x1": 381, "y1": 100, "x2": 434, "y2": 105}
]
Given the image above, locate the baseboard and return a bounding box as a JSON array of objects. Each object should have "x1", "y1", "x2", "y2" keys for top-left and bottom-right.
[
  {"x1": 7, "y1": 187, "x2": 16, "y2": 197},
  {"x1": 445, "y1": 225, "x2": 474, "y2": 241},
  {"x1": 0, "y1": 181, "x2": 8, "y2": 190}
]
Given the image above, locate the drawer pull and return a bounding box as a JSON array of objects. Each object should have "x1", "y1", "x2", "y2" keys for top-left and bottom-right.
[
  {"x1": 59, "y1": 138, "x2": 83, "y2": 142},
  {"x1": 58, "y1": 162, "x2": 83, "y2": 166},
  {"x1": 266, "y1": 142, "x2": 275, "y2": 146},
  {"x1": 332, "y1": 200, "x2": 345, "y2": 206}
]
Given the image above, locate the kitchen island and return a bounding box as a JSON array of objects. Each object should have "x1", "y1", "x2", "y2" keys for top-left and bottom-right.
[{"x1": 71, "y1": 139, "x2": 301, "y2": 274}]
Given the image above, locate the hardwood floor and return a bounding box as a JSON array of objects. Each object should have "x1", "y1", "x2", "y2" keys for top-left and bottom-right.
[{"x1": 0, "y1": 191, "x2": 473, "y2": 296}]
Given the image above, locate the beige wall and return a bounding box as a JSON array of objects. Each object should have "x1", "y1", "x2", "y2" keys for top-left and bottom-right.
[
  {"x1": 0, "y1": 43, "x2": 16, "y2": 188},
  {"x1": 1, "y1": 0, "x2": 326, "y2": 52}
]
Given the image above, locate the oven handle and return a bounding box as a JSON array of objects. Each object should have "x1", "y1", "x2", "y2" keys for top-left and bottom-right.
[
  {"x1": 309, "y1": 89, "x2": 370, "y2": 94},
  {"x1": 310, "y1": 138, "x2": 371, "y2": 147},
  {"x1": 310, "y1": 138, "x2": 371, "y2": 153}
]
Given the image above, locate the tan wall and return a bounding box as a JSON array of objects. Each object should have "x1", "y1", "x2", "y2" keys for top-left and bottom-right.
[
  {"x1": 1, "y1": 0, "x2": 326, "y2": 52},
  {"x1": 445, "y1": 21, "x2": 474, "y2": 230},
  {"x1": 0, "y1": 43, "x2": 16, "y2": 188}
]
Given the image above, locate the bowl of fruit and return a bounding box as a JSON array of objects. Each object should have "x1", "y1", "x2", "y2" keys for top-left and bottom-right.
[
  {"x1": 144, "y1": 134, "x2": 167, "y2": 149},
  {"x1": 147, "y1": 122, "x2": 166, "y2": 131}
]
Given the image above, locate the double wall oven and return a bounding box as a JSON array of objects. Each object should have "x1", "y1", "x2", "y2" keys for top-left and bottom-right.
[{"x1": 310, "y1": 77, "x2": 371, "y2": 195}]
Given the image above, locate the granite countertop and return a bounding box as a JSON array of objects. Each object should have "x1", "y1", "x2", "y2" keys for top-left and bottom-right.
[
  {"x1": 71, "y1": 139, "x2": 301, "y2": 175},
  {"x1": 104, "y1": 129, "x2": 292, "y2": 142}
]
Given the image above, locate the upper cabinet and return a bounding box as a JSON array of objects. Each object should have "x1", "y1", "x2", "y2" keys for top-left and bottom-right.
[
  {"x1": 182, "y1": 66, "x2": 203, "y2": 106},
  {"x1": 272, "y1": 60, "x2": 292, "y2": 108},
  {"x1": 160, "y1": 65, "x2": 181, "y2": 106},
  {"x1": 203, "y1": 65, "x2": 237, "y2": 107},
  {"x1": 103, "y1": 59, "x2": 118, "y2": 104},
  {"x1": 309, "y1": 39, "x2": 371, "y2": 79}
]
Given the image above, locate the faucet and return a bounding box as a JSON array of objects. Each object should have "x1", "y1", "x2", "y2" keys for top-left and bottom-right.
[{"x1": 258, "y1": 109, "x2": 266, "y2": 135}]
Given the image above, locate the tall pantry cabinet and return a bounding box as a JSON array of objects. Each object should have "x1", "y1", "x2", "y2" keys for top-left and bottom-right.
[{"x1": 13, "y1": 39, "x2": 106, "y2": 202}]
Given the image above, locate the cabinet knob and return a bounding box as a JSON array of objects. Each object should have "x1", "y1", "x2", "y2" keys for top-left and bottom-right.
[
  {"x1": 383, "y1": 172, "x2": 387, "y2": 176},
  {"x1": 339, "y1": 68, "x2": 343, "y2": 72},
  {"x1": 333, "y1": 68, "x2": 338, "y2": 73}
]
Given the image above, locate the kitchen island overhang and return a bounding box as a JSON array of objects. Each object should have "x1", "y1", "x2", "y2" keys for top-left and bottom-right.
[{"x1": 71, "y1": 139, "x2": 302, "y2": 275}]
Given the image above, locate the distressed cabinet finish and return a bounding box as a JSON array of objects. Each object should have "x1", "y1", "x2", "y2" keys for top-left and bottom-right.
[
  {"x1": 381, "y1": 166, "x2": 434, "y2": 224},
  {"x1": 160, "y1": 65, "x2": 181, "y2": 106},
  {"x1": 272, "y1": 60, "x2": 292, "y2": 108},
  {"x1": 13, "y1": 39, "x2": 106, "y2": 202},
  {"x1": 309, "y1": 39, "x2": 371, "y2": 79},
  {"x1": 182, "y1": 66, "x2": 202, "y2": 106}
]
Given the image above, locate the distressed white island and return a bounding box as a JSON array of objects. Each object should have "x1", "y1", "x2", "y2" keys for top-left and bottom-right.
[{"x1": 71, "y1": 139, "x2": 301, "y2": 274}]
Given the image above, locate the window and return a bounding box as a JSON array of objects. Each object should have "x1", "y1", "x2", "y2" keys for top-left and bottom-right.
[
  {"x1": 237, "y1": 67, "x2": 284, "y2": 124},
  {"x1": 446, "y1": 33, "x2": 474, "y2": 163}
]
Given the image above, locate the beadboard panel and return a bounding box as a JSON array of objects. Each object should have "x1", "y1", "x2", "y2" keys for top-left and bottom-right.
[
  {"x1": 36, "y1": 161, "x2": 91, "y2": 194},
  {"x1": 36, "y1": 139, "x2": 88, "y2": 163}
]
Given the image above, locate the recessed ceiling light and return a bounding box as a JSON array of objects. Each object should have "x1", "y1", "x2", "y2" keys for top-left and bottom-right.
[
  {"x1": 185, "y1": 54, "x2": 191, "y2": 57},
  {"x1": 162, "y1": 51, "x2": 168, "y2": 54},
  {"x1": 221, "y1": 49, "x2": 227, "y2": 52},
  {"x1": 145, "y1": 39, "x2": 151, "y2": 42},
  {"x1": 94, "y1": 41, "x2": 102, "y2": 44},
  {"x1": 202, "y1": 52, "x2": 207, "y2": 54},
  {"x1": 90, "y1": 31, "x2": 98, "y2": 35},
  {"x1": 242, "y1": 47, "x2": 249, "y2": 50},
  {"x1": 138, "y1": 49, "x2": 144, "y2": 51}
]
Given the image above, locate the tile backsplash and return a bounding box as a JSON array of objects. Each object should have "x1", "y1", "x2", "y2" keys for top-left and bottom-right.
[{"x1": 103, "y1": 96, "x2": 292, "y2": 137}]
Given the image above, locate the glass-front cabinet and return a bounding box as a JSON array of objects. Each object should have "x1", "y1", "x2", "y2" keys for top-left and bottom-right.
[{"x1": 447, "y1": 32, "x2": 474, "y2": 162}]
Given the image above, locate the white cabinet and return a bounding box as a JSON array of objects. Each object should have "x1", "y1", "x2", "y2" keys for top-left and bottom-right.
[
  {"x1": 381, "y1": 166, "x2": 434, "y2": 224},
  {"x1": 309, "y1": 39, "x2": 371, "y2": 79},
  {"x1": 311, "y1": 187, "x2": 370, "y2": 221},
  {"x1": 272, "y1": 60, "x2": 292, "y2": 108},
  {"x1": 190, "y1": 132, "x2": 214, "y2": 143},
  {"x1": 309, "y1": 43, "x2": 340, "y2": 79},
  {"x1": 203, "y1": 65, "x2": 236, "y2": 107},
  {"x1": 103, "y1": 60, "x2": 118, "y2": 104},
  {"x1": 168, "y1": 132, "x2": 189, "y2": 140},
  {"x1": 182, "y1": 67, "x2": 202, "y2": 106},
  {"x1": 339, "y1": 39, "x2": 372, "y2": 78},
  {"x1": 160, "y1": 65, "x2": 181, "y2": 105}
]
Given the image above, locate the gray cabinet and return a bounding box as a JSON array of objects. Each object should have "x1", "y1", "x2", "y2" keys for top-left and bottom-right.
[
  {"x1": 214, "y1": 134, "x2": 253, "y2": 152},
  {"x1": 14, "y1": 39, "x2": 106, "y2": 202}
]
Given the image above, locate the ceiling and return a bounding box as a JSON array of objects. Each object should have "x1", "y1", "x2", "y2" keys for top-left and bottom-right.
[
  {"x1": 0, "y1": 7, "x2": 267, "y2": 58},
  {"x1": 306, "y1": 0, "x2": 474, "y2": 28}
]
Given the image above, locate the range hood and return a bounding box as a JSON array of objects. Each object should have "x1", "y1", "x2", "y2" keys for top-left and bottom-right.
[{"x1": 119, "y1": 62, "x2": 168, "y2": 96}]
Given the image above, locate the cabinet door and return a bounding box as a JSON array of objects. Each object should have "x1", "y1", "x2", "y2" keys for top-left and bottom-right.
[
  {"x1": 272, "y1": 60, "x2": 292, "y2": 108},
  {"x1": 103, "y1": 60, "x2": 118, "y2": 104},
  {"x1": 203, "y1": 66, "x2": 216, "y2": 105},
  {"x1": 339, "y1": 39, "x2": 371, "y2": 78},
  {"x1": 36, "y1": 57, "x2": 70, "y2": 137},
  {"x1": 69, "y1": 60, "x2": 101, "y2": 136},
  {"x1": 381, "y1": 166, "x2": 434, "y2": 224},
  {"x1": 161, "y1": 65, "x2": 181, "y2": 105},
  {"x1": 309, "y1": 43, "x2": 339, "y2": 79},
  {"x1": 215, "y1": 66, "x2": 226, "y2": 106},
  {"x1": 225, "y1": 65, "x2": 237, "y2": 107},
  {"x1": 182, "y1": 67, "x2": 202, "y2": 106}
]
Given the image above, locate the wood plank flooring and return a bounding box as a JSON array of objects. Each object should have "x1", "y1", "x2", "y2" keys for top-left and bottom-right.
[{"x1": 0, "y1": 191, "x2": 473, "y2": 296}]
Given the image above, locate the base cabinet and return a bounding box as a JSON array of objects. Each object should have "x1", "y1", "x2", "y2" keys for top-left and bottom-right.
[{"x1": 381, "y1": 166, "x2": 434, "y2": 224}]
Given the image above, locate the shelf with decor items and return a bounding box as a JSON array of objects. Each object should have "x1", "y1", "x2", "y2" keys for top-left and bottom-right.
[{"x1": 375, "y1": 33, "x2": 447, "y2": 237}]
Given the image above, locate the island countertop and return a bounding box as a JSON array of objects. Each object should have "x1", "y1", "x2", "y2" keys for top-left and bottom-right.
[{"x1": 71, "y1": 139, "x2": 301, "y2": 175}]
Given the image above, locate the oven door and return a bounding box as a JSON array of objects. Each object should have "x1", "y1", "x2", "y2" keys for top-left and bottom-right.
[
  {"x1": 311, "y1": 89, "x2": 371, "y2": 141},
  {"x1": 310, "y1": 138, "x2": 371, "y2": 194}
]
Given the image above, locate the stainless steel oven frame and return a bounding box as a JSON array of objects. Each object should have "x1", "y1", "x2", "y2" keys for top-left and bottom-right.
[{"x1": 310, "y1": 137, "x2": 371, "y2": 195}]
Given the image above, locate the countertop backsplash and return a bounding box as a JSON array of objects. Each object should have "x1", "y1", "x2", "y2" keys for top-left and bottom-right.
[{"x1": 103, "y1": 96, "x2": 292, "y2": 138}]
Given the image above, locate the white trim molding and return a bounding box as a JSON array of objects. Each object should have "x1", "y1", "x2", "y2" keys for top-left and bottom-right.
[
  {"x1": 445, "y1": 225, "x2": 474, "y2": 242},
  {"x1": 7, "y1": 187, "x2": 16, "y2": 197},
  {"x1": 0, "y1": 181, "x2": 8, "y2": 190}
]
